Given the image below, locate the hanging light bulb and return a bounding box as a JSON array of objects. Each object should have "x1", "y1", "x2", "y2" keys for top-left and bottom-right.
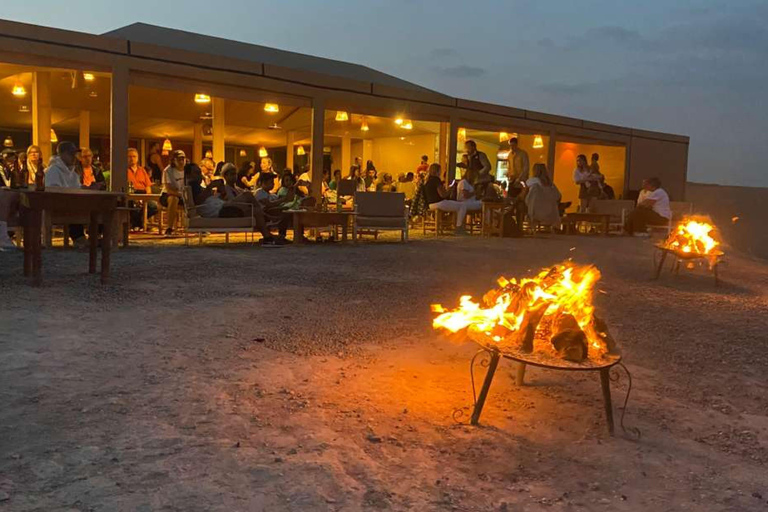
[
  {"x1": 499, "y1": 131, "x2": 510, "y2": 142},
  {"x1": 258, "y1": 146, "x2": 268, "y2": 158},
  {"x1": 400, "y1": 119, "x2": 413, "y2": 130},
  {"x1": 264, "y1": 103, "x2": 279, "y2": 113},
  {"x1": 3, "y1": 135, "x2": 13, "y2": 148},
  {"x1": 50, "y1": 129, "x2": 58, "y2": 143},
  {"x1": 533, "y1": 135, "x2": 544, "y2": 149},
  {"x1": 162, "y1": 137, "x2": 172, "y2": 155},
  {"x1": 361, "y1": 118, "x2": 370, "y2": 132},
  {"x1": 194, "y1": 94, "x2": 211, "y2": 104},
  {"x1": 394, "y1": 117, "x2": 404, "y2": 126},
  {"x1": 239, "y1": 149, "x2": 247, "y2": 157},
  {"x1": 335, "y1": 111, "x2": 349, "y2": 122},
  {"x1": 296, "y1": 146, "x2": 306, "y2": 156},
  {"x1": 12, "y1": 84, "x2": 26, "y2": 98},
  {"x1": 83, "y1": 72, "x2": 95, "y2": 82}
]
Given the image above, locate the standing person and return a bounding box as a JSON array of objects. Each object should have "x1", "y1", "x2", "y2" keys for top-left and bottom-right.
[
  {"x1": 464, "y1": 140, "x2": 492, "y2": 197},
  {"x1": 425, "y1": 163, "x2": 470, "y2": 235},
  {"x1": 77, "y1": 148, "x2": 106, "y2": 190},
  {"x1": 590, "y1": 153, "x2": 600, "y2": 175},
  {"x1": 364, "y1": 160, "x2": 377, "y2": 190},
  {"x1": 161, "y1": 149, "x2": 186, "y2": 236},
  {"x1": 506, "y1": 137, "x2": 530, "y2": 198},
  {"x1": 573, "y1": 154, "x2": 601, "y2": 212},
  {"x1": 147, "y1": 141, "x2": 164, "y2": 183},
  {"x1": 46, "y1": 142, "x2": 87, "y2": 245},
  {"x1": 416, "y1": 155, "x2": 429, "y2": 174},
  {"x1": 352, "y1": 157, "x2": 362, "y2": 175},
  {"x1": 624, "y1": 178, "x2": 671, "y2": 235},
  {"x1": 24, "y1": 145, "x2": 45, "y2": 186},
  {"x1": 127, "y1": 148, "x2": 158, "y2": 230}
]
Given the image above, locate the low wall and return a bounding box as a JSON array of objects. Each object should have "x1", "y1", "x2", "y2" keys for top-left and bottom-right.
[{"x1": 686, "y1": 182, "x2": 768, "y2": 260}]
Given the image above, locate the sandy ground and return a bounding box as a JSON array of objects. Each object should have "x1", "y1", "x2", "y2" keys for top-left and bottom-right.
[{"x1": 1, "y1": 233, "x2": 767, "y2": 511}]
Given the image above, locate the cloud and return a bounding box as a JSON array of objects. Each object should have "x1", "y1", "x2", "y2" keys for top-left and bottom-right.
[
  {"x1": 433, "y1": 65, "x2": 487, "y2": 78},
  {"x1": 429, "y1": 48, "x2": 458, "y2": 59},
  {"x1": 538, "y1": 82, "x2": 595, "y2": 96}
]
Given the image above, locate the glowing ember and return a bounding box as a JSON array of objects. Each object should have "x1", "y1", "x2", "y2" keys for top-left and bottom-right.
[{"x1": 432, "y1": 262, "x2": 617, "y2": 363}]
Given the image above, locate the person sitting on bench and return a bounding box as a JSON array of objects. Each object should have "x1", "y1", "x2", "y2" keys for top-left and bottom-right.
[{"x1": 624, "y1": 177, "x2": 671, "y2": 236}]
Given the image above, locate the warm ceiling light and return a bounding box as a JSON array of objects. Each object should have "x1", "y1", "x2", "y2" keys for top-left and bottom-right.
[
  {"x1": 361, "y1": 119, "x2": 369, "y2": 132},
  {"x1": 323, "y1": 146, "x2": 331, "y2": 153},
  {"x1": 296, "y1": 145, "x2": 306, "y2": 156},
  {"x1": 50, "y1": 129, "x2": 58, "y2": 143},
  {"x1": 162, "y1": 138, "x2": 172, "y2": 155},
  {"x1": 239, "y1": 149, "x2": 247, "y2": 157},
  {"x1": 458, "y1": 128, "x2": 467, "y2": 139},
  {"x1": 394, "y1": 117, "x2": 404, "y2": 126},
  {"x1": 499, "y1": 131, "x2": 509, "y2": 142},
  {"x1": 83, "y1": 72, "x2": 95, "y2": 82},
  {"x1": 3, "y1": 136, "x2": 13, "y2": 148},
  {"x1": 205, "y1": 150, "x2": 213, "y2": 158},
  {"x1": 12, "y1": 85, "x2": 26, "y2": 98},
  {"x1": 533, "y1": 135, "x2": 544, "y2": 149},
  {"x1": 400, "y1": 119, "x2": 413, "y2": 130},
  {"x1": 194, "y1": 94, "x2": 211, "y2": 104},
  {"x1": 258, "y1": 146, "x2": 268, "y2": 158},
  {"x1": 335, "y1": 111, "x2": 349, "y2": 122},
  {"x1": 264, "y1": 103, "x2": 279, "y2": 113}
]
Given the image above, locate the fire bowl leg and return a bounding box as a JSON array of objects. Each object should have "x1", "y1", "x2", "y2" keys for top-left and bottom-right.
[
  {"x1": 470, "y1": 350, "x2": 501, "y2": 426},
  {"x1": 713, "y1": 263, "x2": 720, "y2": 286},
  {"x1": 515, "y1": 362, "x2": 527, "y2": 386},
  {"x1": 599, "y1": 368, "x2": 615, "y2": 436},
  {"x1": 654, "y1": 250, "x2": 667, "y2": 279}
]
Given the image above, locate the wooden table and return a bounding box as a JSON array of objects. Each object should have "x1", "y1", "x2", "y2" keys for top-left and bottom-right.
[
  {"x1": 19, "y1": 188, "x2": 124, "y2": 285},
  {"x1": 127, "y1": 192, "x2": 162, "y2": 232},
  {"x1": 563, "y1": 212, "x2": 611, "y2": 236},
  {"x1": 291, "y1": 210, "x2": 355, "y2": 244}
]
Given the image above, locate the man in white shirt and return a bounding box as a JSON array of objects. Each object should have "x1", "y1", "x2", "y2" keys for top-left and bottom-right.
[
  {"x1": 45, "y1": 141, "x2": 82, "y2": 189},
  {"x1": 625, "y1": 177, "x2": 671, "y2": 235}
]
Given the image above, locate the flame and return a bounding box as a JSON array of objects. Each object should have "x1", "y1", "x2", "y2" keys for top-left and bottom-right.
[
  {"x1": 432, "y1": 263, "x2": 611, "y2": 360},
  {"x1": 663, "y1": 217, "x2": 720, "y2": 256}
]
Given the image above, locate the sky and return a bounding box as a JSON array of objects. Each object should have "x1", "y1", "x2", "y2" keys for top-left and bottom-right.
[{"x1": 5, "y1": 0, "x2": 768, "y2": 187}]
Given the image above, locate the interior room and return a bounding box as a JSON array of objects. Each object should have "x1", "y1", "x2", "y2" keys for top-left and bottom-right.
[
  {"x1": 553, "y1": 139, "x2": 627, "y2": 206},
  {"x1": 457, "y1": 128, "x2": 549, "y2": 183}
]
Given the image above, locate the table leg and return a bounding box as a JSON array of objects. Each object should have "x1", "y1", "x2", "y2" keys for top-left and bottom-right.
[
  {"x1": 713, "y1": 262, "x2": 720, "y2": 286},
  {"x1": 101, "y1": 210, "x2": 114, "y2": 284},
  {"x1": 89, "y1": 212, "x2": 98, "y2": 274},
  {"x1": 600, "y1": 368, "x2": 615, "y2": 436},
  {"x1": 654, "y1": 250, "x2": 667, "y2": 279},
  {"x1": 143, "y1": 201, "x2": 148, "y2": 232},
  {"x1": 293, "y1": 215, "x2": 303, "y2": 244},
  {"x1": 22, "y1": 209, "x2": 32, "y2": 277},
  {"x1": 31, "y1": 210, "x2": 42, "y2": 287},
  {"x1": 470, "y1": 350, "x2": 501, "y2": 426},
  {"x1": 603, "y1": 217, "x2": 609, "y2": 236},
  {"x1": 515, "y1": 362, "x2": 527, "y2": 386},
  {"x1": 341, "y1": 222, "x2": 348, "y2": 242}
]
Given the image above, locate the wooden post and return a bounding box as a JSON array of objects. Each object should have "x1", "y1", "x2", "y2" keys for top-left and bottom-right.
[
  {"x1": 341, "y1": 135, "x2": 351, "y2": 175},
  {"x1": 139, "y1": 138, "x2": 146, "y2": 166},
  {"x1": 212, "y1": 97, "x2": 226, "y2": 163},
  {"x1": 439, "y1": 121, "x2": 448, "y2": 172},
  {"x1": 79, "y1": 110, "x2": 90, "y2": 150},
  {"x1": 547, "y1": 129, "x2": 557, "y2": 181},
  {"x1": 286, "y1": 130, "x2": 295, "y2": 172},
  {"x1": 309, "y1": 97, "x2": 325, "y2": 200},
  {"x1": 515, "y1": 362, "x2": 526, "y2": 386},
  {"x1": 193, "y1": 122, "x2": 203, "y2": 163},
  {"x1": 32, "y1": 71, "x2": 52, "y2": 162},
  {"x1": 110, "y1": 61, "x2": 129, "y2": 192},
  {"x1": 447, "y1": 116, "x2": 459, "y2": 183}
]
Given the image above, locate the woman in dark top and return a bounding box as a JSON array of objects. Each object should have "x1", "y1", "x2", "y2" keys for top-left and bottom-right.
[
  {"x1": 237, "y1": 161, "x2": 257, "y2": 190},
  {"x1": 424, "y1": 164, "x2": 448, "y2": 205}
]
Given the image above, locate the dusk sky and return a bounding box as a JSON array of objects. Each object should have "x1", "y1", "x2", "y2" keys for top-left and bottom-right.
[{"x1": 5, "y1": 0, "x2": 767, "y2": 187}]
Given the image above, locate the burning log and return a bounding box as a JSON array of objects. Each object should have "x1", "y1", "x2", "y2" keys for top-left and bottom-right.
[
  {"x1": 506, "y1": 302, "x2": 549, "y2": 353},
  {"x1": 550, "y1": 314, "x2": 588, "y2": 362}
]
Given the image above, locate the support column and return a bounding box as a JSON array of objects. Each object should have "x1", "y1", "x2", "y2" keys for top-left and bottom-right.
[
  {"x1": 309, "y1": 97, "x2": 325, "y2": 200},
  {"x1": 341, "y1": 136, "x2": 351, "y2": 175},
  {"x1": 447, "y1": 116, "x2": 459, "y2": 183},
  {"x1": 439, "y1": 121, "x2": 448, "y2": 171},
  {"x1": 547, "y1": 129, "x2": 557, "y2": 181},
  {"x1": 110, "y1": 61, "x2": 129, "y2": 192},
  {"x1": 193, "y1": 122, "x2": 203, "y2": 163},
  {"x1": 79, "y1": 111, "x2": 90, "y2": 150},
  {"x1": 139, "y1": 138, "x2": 146, "y2": 166},
  {"x1": 212, "y1": 97, "x2": 226, "y2": 163},
  {"x1": 286, "y1": 131, "x2": 295, "y2": 172},
  {"x1": 32, "y1": 71, "x2": 52, "y2": 162}
]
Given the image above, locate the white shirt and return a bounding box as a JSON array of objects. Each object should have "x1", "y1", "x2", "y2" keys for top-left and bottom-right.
[
  {"x1": 525, "y1": 176, "x2": 542, "y2": 188},
  {"x1": 162, "y1": 165, "x2": 184, "y2": 194},
  {"x1": 638, "y1": 188, "x2": 671, "y2": 219},
  {"x1": 45, "y1": 156, "x2": 81, "y2": 188},
  {"x1": 457, "y1": 179, "x2": 475, "y2": 202}
]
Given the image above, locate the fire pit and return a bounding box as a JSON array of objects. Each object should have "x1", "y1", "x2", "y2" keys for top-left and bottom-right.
[
  {"x1": 654, "y1": 217, "x2": 724, "y2": 285},
  {"x1": 432, "y1": 262, "x2": 628, "y2": 434}
]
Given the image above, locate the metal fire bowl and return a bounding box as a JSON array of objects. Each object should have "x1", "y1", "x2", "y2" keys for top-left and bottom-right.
[
  {"x1": 467, "y1": 327, "x2": 622, "y2": 372},
  {"x1": 654, "y1": 243, "x2": 724, "y2": 261}
]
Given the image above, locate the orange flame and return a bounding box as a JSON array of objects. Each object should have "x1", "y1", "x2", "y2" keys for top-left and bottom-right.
[
  {"x1": 663, "y1": 216, "x2": 721, "y2": 256},
  {"x1": 432, "y1": 263, "x2": 611, "y2": 359}
]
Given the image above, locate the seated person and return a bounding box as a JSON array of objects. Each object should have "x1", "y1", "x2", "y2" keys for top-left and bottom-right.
[
  {"x1": 127, "y1": 148, "x2": 158, "y2": 230},
  {"x1": 396, "y1": 172, "x2": 417, "y2": 203},
  {"x1": 328, "y1": 169, "x2": 342, "y2": 191},
  {"x1": 375, "y1": 173, "x2": 396, "y2": 192},
  {"x1": 255, "y1": 172, "x2": 293, "y2": 242},
  {"x1": 624, "y1": 177, "x2": 671, "y2": 235},
  {"x1": 185, "y1": 163, "x2": 282, "y2": 245},
  {"x1": 77, "y1": 148, "x2": 107, "y2": 190},
  {"x1": 218, "y1": 163, "x2": 243, "y2": 201},
  {"x1": 46, "y1": 142, "x2": 88, "y2": 245},
  {"x1": 524, "y1": 163, "x2": 562, "y2": 230},
  {"x1": 457, "y1": 173, "x2": 482, "y2": 212},
  {"x1": 237, "y1": 161, "x2": 258, "y2": 190},
  {"x1": 424, "y1": 163, "x2": 470, "y2": 234},
  {"x1": 277, "y1": 173, "x2": 302, "y2": 210}
]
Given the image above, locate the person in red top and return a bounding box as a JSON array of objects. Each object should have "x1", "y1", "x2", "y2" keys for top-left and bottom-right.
[
  {"x1": 416, "y1": 154, "x2": 429, "y2": 174},
  {"x1": 127, "y1": 148, "x2": 158, "y2": 230}
]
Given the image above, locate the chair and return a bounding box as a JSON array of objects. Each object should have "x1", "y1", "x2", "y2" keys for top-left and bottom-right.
[
  {"x1": 647, "y1": 201, "x2": 694, "y2": 235},
  {"x1": 353, "y1": 192, "x2": 408, "y2": 242},
  {"x1": 181, "y1": 186, "x2": 257, "y2": 246},
  {"x1": 481, "y1": 202, "x2": 505, "y2": 237},
  {"x1": 591, "y1": 199, "x2": 636, "y2": 234}
]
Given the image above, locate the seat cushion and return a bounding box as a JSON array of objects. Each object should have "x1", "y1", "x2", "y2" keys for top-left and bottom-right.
[
  {"x1": 356, "y1": 216, "x2": 406, "y2": 228},
  {"x1": 188, "y1": 217, "x2": 253, "y2": 229}
]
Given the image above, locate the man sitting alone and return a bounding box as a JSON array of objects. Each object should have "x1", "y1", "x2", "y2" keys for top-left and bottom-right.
[
  {"x1": 624, "y1": 177, "x2": 671, "y2": 235},
  {"x1": 255, "y1": 172, "x2": 293, "y2": 242}
]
